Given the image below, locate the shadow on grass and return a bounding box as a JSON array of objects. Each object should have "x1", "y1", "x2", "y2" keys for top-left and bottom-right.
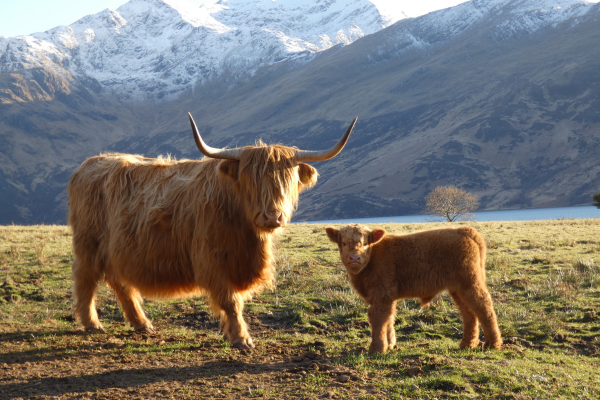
[
  {"x1": 0, "y1": 328, "x2": 82, "y2": 343},
  {"x1": 0, "y1": 327, "x2": 205, "y2": 365},
  {"x1": 0, "y1": 359, "x2": 298, "y2": 399}
]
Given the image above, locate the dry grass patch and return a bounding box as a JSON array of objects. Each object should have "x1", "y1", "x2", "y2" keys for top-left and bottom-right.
[{"x1": 0, "y1": 220, "x2": 599, "y2": 399}]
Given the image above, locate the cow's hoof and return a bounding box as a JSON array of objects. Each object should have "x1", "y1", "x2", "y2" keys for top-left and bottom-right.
[
  {"x1": 232, "y1": 339, "x2": 255, "y2": 350},
  {"x1": 135, "y1": 326, "x2": 155, "y2": 334},
  {"x1": 85, "y1": 326, "x2": 106, "y2": 334}
]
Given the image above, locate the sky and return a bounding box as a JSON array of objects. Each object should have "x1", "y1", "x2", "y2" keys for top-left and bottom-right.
[
  {"x1": 0, "y1": 0, "x2": 470, "y2": 38},
  {"x1": 0, "y1": 0, "x2": 204, "y2": 37}
]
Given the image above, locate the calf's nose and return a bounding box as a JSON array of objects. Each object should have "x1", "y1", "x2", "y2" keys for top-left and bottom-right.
[{"x1": 349, "y1": 255, "x2": 361, "y2": 264}]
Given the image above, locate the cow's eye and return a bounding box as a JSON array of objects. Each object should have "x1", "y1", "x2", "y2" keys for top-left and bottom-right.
[{"x1": 342, "y1": 242, "x2": 346, "y2": 246}]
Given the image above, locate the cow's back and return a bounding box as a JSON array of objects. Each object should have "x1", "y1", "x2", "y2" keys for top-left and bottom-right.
[
  {"x1": 67, "y1": 153, "x2": 219, "y2": 298},
  {"x1": 68, "y1": 153, "x2": 153, "y2": 245},
  {"x1": 68, "y1": 155, "x2": 116, "y2": 263}
]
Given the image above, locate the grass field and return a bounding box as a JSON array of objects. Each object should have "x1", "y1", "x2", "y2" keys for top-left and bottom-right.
[{"x1": 0, "y1": 219, "x2": 599, "y2": 399}]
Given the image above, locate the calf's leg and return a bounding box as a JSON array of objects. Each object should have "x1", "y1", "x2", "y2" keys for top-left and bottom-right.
[
  {"x1": 72, "y1": 257, "x2": 105, "y2": 332},
  {"x1": 106, "y1": 280, "x2": 153, "y2": 333},
  {"x1": 386, "y1": 301, "x2": 397, "y2": 350},
  {"x1": 419, "y1": 296, "x2": 434, "y2": 308},
  {"x1": 449, "y1": 291, "x2": 480, "y2": 349},
  {"x1": 368, "y1": 301, "x2": 395, "y2": 354},
  {"x1": 459, "y1": 286, "x2": 502, "y2": 350}
]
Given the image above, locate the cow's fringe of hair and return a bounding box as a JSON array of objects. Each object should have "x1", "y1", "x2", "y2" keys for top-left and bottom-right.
[{"x1": 240, "y1": 141, "x2": 301, "y2": 215}]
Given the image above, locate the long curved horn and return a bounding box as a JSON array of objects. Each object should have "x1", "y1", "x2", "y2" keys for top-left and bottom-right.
[
  {"x1": 188, "y1": 112, "x2": 243, "y2": 160},
  {"x1": 295, "y1": 117, "x2": 358, "y2": 162}
]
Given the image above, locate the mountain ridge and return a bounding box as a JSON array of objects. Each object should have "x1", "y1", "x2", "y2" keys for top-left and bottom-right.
[{"x1": 0, "y1": 0, "x2": 599, "y2": 224}]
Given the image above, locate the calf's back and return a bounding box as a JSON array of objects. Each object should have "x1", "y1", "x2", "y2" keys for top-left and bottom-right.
[{"x1": 355, "y1": 227, "x2": 486, "y2": 300}]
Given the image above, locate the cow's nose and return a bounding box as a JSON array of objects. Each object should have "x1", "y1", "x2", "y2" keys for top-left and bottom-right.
[
  {"x1": 264, "y1": 211, "x2": 283, "y2": 227},
  {"x1": 349, "y1": 255, "x2": 361, "y2": 264}
]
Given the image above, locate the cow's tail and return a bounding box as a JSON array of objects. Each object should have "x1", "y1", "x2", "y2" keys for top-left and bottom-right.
[{"x1": 460, "y1": 226, "x2": 487, "y2": 279}]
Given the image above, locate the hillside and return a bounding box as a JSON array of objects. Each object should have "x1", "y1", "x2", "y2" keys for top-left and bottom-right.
[{"x1": 1, "y1": 0, "x2": 599, "y2": 223}]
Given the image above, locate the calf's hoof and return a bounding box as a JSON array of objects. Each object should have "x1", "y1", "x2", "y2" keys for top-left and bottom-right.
[
  {"x1": 459, "y1": 339, "x2": 481, "y2": 349},
  {"x1": 483, "y1": 340, "x2": 503, "y2": 350},
  {"x1": 368, "y1": 343, "x2": 386, "y2": 355},
  {"x1": 232, "y1": 338, "x2": 255, "y2": 350}
]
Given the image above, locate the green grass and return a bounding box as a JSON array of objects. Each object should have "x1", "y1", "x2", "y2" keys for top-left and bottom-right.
[{"x1": 0, "y1": 219, "x2": 599, "y2": 399}]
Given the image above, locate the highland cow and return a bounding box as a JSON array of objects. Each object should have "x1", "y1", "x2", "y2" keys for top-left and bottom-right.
[
  {"x1": 325, "y1": 224, "x2": 502, "y2": 354},
  {"x1": 68, "y1": 113, "x2": 357, "y2": 349}
]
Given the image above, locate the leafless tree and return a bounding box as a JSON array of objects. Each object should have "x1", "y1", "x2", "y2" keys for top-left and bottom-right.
[
  {"x1": 425, "y1": 186, "x2": 479, "y2": 222},
  {"x1": 594, "y1": 190, "x2": 600, "y2": 209}
]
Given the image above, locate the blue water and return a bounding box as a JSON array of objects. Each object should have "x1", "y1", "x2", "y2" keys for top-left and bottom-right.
[{"x1": 300, "y1": 206, "x2": 600, "y2": 225}]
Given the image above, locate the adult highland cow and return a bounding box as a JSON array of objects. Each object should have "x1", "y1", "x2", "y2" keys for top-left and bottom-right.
[{"x1": 68, "y1": 113, "x2": 357, "y2": 349}]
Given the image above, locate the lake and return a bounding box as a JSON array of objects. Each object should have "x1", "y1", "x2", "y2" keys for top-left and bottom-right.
[{"x1": 300, "y1": 206, "x2": 600, "y2": 225}]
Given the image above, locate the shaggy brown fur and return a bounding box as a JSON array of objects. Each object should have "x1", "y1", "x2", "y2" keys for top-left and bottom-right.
[
  {"x1": 68, "y1": 144, "x2": 319, "y2": 349},
  {"x1": 326, "y1": 224, "x2": 502, "y2": 354}
]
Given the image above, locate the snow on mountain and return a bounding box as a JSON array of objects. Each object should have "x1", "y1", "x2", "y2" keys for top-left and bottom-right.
[
  {"x1": 385, "y1": 0, "x2": 600, "y2": 50},
  {"x1": 0, "y1": 0, "x2": 598, "y2": 101},
  {"x1": 0, "y1": 0, "x2": 405, "y2": 100}
]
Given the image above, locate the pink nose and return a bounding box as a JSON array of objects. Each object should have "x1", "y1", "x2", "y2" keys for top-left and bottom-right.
[
  {"x1": 264, "y1": 211, "x2": 283, "y2": 227},
  {"x1": 350, "y1": 255, "x2": 361, "y2": 264}
]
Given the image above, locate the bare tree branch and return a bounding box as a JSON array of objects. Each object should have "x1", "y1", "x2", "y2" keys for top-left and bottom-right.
[{"x1": 424, "y1": 186, "x2": 479, "y2": 222}]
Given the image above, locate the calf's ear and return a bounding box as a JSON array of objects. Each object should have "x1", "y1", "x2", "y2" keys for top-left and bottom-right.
[
  {"x1": 218, "y1": 160, "x2": 240, "y2": 182},
  {"x1": 369, "y1": 228, "x2": 386, "y2": 244},
  {"x1": 298, "y1": 163, "x2": 318, "y2": 190},
  {"x1": 325, "y1": 227, "x2": 340, "y2": 243}
]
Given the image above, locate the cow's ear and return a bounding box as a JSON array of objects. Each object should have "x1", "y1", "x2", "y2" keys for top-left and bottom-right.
[
  {"x1": 369, "y1": 228, "x2": 386, "y2": 244},
  {"x1": 218, "y1": 160, "x2": 240, "y2": 182},
  {"x1": 325, "y1": 227, "x2": 339, "y2": 243},
  {"x1": 298, "y1": 163, "x2": 318, "y2": 189}
]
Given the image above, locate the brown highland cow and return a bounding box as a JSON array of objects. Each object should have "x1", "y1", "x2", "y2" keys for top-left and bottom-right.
[
  {"x1": 68, "y1": 113, "x2": 357, "y2": 349},
  {"x1": 325, "y1": 224, "x2": 502, "y2": 354}
]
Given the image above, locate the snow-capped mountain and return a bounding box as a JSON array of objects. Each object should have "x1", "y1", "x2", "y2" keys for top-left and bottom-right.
[
  {"x1": 0, "y1": 0, "x2": 406, "y2": 100},
  {"x1": 1, "y1": 0, "x2": 598, "y2": 101},
  {"x1": 374, "y1": 0, "x2": 600, "y2": 55}
]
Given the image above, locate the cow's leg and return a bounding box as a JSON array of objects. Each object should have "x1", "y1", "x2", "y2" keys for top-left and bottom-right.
[
  {"x1": 106, "y1": 280, "x2": 154, "y2": 333},
  {"x1": 458, "y1": 286, "x2": 502, "y2": 350},
  {"x1": 72, "y1": 257, "x2": 105, "y2": 332},
  {"x1": 215, "y1": 291, "x2": 253, "y2": 349},
  {"x1": 367, "y1": 301, "x2": 395, "y2": 354},
  {"x1": 449, "y1": 291, "x2": 480, "y2": 349}
]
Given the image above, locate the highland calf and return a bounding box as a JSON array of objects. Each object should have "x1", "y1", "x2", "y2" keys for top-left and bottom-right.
[
  {"x1": 68, "y1": 113, "x2": 357, "y2": 349},
  {"x1": 326, "y1": 224, "x2": 502, "y2": 354}
]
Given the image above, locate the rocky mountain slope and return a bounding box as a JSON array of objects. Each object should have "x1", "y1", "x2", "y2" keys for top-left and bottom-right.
[{"x1": 1, "y1": 0, "x2": 599, "y2": 224}]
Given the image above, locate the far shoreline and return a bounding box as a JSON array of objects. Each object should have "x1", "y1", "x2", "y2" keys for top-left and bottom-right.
[{"x1": 298, "y1": 205, "x2": 599, "y2": 225}]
